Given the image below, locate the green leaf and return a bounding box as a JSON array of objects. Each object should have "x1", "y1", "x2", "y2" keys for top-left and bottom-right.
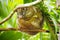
[{"x1": 0, "y1": 31, "x2": 30, "y2": 40}]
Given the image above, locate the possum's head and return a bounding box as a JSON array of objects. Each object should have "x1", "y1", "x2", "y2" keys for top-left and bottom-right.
[{"x1": 16, "y1": 6, "x2": 37, "y2": 21}]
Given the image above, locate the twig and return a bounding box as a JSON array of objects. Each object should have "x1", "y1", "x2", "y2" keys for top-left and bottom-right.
[
  {"x1": 0, "y1": 28, "x2": 46, "y2": 31},
  {"x1": 15, "y1": 0, "x2": 41, "y2": 8},
  {"x1": 0, "y1": 11, "x2": 15, "y2": 25},
  {"x1": 0, "y1": 28, "x2": 19, "y2": 31},
  {"x1": 0, "y1": 28, "x2": 59, "y2": 33}
]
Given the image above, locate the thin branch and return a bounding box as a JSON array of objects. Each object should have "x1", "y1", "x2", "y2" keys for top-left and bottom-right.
[
  {"x1": 15, "y1": 0, "x2": 41, "y2": 8},
  {"x1": 0, "y1": 28, "x2": 46, "y2": 31},
  {"x1": 0, "y1": 11, "x2": 15, "y2": 25},
  {"x1": 0, "y1": 28, "x2": 19, "y2": 31},
  {"x1": 0, "y1": 28, "x2": 59, "y2": 33}
]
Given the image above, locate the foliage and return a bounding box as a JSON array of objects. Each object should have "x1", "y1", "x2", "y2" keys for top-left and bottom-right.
[{"x1": 0, "y1": 0, "x2": 60, "y2": 40}]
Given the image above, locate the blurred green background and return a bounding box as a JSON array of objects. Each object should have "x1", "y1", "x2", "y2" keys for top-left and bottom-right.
[{"x1": 0, "y1": 0, "x2": 60, "y2": 40}]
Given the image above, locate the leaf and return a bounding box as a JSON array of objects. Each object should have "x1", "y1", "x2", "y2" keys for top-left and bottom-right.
[
  {"x1": 0, "y1": 31, "x2": 30, "y2": 40},
  {"x1": 29, "y1": 33, "x2": 40, "y2": 40}
]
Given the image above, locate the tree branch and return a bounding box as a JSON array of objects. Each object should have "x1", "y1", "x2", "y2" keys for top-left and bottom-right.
[
  {"x1": 15, "y1": 0, "x2": 41, "y2": 8},
  {"x1": 0, "y1": 11, "x2": 15, "y2": 25},
  {"x1": 0, "y1": 28, "x2": 19, "y2": 31},
  {"x1": 0, "y1": 28, "x2": 59, "y2": 33}
]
